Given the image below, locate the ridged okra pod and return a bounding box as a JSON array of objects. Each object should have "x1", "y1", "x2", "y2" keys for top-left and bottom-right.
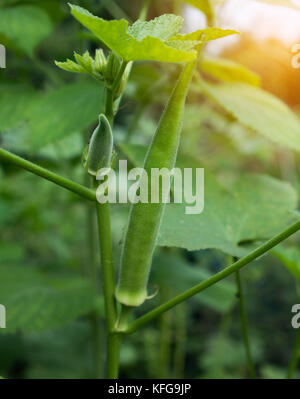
[{"x1": 116, "y1": 60, "x2": 196, "y2": 307}]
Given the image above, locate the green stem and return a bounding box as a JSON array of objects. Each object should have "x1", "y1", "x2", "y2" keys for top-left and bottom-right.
[
  {"x1": 0, "y1": 147, "x2": 96, "y2": 201},
  {"x1": 116, "y1": 305, "x2": 132, "y2": 331},
  {"x1": 93, "y1": 51, "x2": 127, "y2": 379},
  {"x1": 102, "y1": 0, "x2": 131, "y2": 22},
  {"x1": 124, "y1": 219, "x2": 300, "y2": 334},
  {"x1": 235, "y1": 269, "x2": 256, "y2": 378},
  {"x1": 106, "y1": 0, "x2": 149, "y2": 121},
  {"x1": 139, "y1": 0, "x2": 151, "y2": 21},
  {"x1": 107, "y1": 333, "x2": 121, "y2": 379},
  {"x1": 97, "y1": 1, "x2": 151, "y2": 378},
  {"x1": 95, "y1": 200, "x2": 119, "y2": 378},
  {"x1": 86, "y1": 176, "x2": 103, "y2": 378}
]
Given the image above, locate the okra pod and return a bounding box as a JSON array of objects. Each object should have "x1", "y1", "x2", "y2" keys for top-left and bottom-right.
[{"x1": 116, "y1": 60, "x2": 196, "y2": 307}]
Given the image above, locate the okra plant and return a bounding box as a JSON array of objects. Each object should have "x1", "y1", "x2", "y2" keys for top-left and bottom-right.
[{"x1": 1, "y1": 0, "x2": 300, "y2": 380}]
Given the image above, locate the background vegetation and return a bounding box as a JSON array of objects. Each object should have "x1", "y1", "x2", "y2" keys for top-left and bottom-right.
[{"x1": 0, "y1": 0, "x2": 300, "y2": 379}]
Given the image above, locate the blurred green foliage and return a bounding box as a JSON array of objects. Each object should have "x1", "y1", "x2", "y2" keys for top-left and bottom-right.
[{"x1": 0, "y1": 0, "x2": 300, "y2": 379}]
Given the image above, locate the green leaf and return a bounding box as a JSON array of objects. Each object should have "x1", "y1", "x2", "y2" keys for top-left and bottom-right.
[
  {"x1": 27, "y1": 82, "x2": 105, "y2": 150},
  {"x1": 0, "y1": 5, "x2": 53, "y2": 56},
  {"x1": 171, "y1": 27, "x2": 239, "y2": 42},
  {"x1": 120, "y1": 144, "x2": 298, "y2": 256},
  {"x1": 201, "y1": 57, "x2": 261, "y2": 86},
  {"x1": 272, "y1": 245, "x2": 300, "y2": 279},
  {"x1": 74, "y1": 50, "x2": 94, "y2": 73},
  {"x1": 153, "y1": 253, "x2": 236, "y2": 312},
  {"x1": 69, "y1": 4, "x2": 197, "y2": 63},
  {"x1": 0, "y1": 265, "x2": 96, "y2": 333},
  {"x1": 128, "y1": 14, "x2": 184, "y2": 41},
  {"x1": 200, "y1": 82, "x2": 300, "y2": 152},
  {"x1": 0, "y1": 84, "x2": 39, "y2": 131},
  {"x1": 166, "y1": 40, "x2": 200, "y2": 52},
  {"x1": 0, "y1": 199, "x2": 24, "y2": 228},
  {"x1": 160, "y1": 170, "x2": 297, "y2": 256},
  {"x1": 0, "y1": 242, "x2": 24, "y2": 264},
  {"x1": 55, "y1": 50, "x2": 106, "y2": 80},
  {"x1": 55, "y1": 58, "x2": 87, "y2": 74}
]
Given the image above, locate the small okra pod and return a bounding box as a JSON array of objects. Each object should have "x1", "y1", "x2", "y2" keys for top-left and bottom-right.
[
  {"x1": 115, "y1": 60, "x2": 196, "y2": 307},
  {"x1": 83, "y1": 113, "x2": 113, "y2": 177}
]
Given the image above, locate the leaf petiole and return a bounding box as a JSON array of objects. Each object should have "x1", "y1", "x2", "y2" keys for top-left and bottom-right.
[
  {"x1": 0, "y1": 147, "x2": 96, "y2": 201},
  {"x1": 124, "y1": 219, "x2": 300, "y2": 334}
]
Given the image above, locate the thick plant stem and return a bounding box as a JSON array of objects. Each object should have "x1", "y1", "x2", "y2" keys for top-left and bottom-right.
[
  {"x1": 116, "y1": 304, "x2": 132, "y2": 331},
  {"x1": 0, "y1": 147, "x2": 96, "y2": 201},
  {"x1": 107, "y1": 333, "x2": 121, "y2": 379},
  {"x1": 124, "y1": 220, "x2": 300, "y2": 334},
  {"x1": 85, "y1": 175, "x2": 103, "y2": 378},
  {"x1": 95, "y1": 200, "x2": 120, "y2": 378},
  {"x1": 96, "y1": 50, "x2": 129, "y2": 381},
  {"x1": 235, "y1": 269, "x2": 256, "y2": 378}
]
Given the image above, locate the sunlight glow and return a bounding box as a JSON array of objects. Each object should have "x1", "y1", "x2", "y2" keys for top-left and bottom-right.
[
  {"x1": 184, "y1": 0, "x2": 300, "y2": 55},
  {"x1": 221, "y1": 0, "x2": 300, "y2": 45}
]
